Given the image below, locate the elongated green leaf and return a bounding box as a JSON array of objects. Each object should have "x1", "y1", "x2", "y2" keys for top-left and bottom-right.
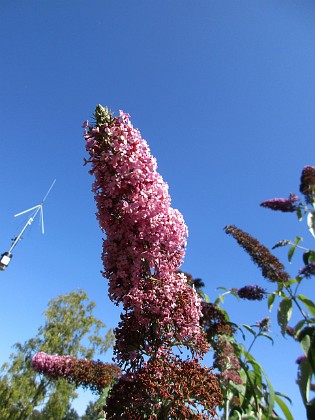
[
  {"x1": 259, "y1": 332, "x2": 274, "y2": 345},
  {"x1": 275, "y1": 391, "x2": 292, "y2": 404},
  {"x1": 277, "y1": 298, "x2": 293, "y2": 335},
  {"x1": 244, "y1": 353, "x2": 276, "y2": 418},
  {"x1": 307, "y1": 212, "x2": 315, "y2": 239},
  {"x1": 301, "y1": 334, "x2": 311, "y2": 357},
  {"x1": 288, "y1": 246, "x2": 297, "y2": 263},
  {"x1": 242, "y1": 324, "x2": 256, "y2": 336},
  {"x1": 295, "y1": 319, "x2": 307, "y2": 337},
  {"x1": 268, "y1": 293, "x2": 276, "y2": 312},
  {"x1": 296, "y1": 206, "x2": 303, "y2": 221},
  {"x1": 297, "y1": 358, "x2": 312, "y2": 405},
  {"x1": 297, "y1": 295, "x2": 315, "y2": 317},
  {"x1": 274, "y1": 394, "x2": 293, "y2": 420},
  {"x1": 260, "y1": 364, "x2": 275, "y2": 418}
]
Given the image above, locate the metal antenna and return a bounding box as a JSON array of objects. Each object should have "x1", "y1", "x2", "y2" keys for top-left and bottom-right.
[{"x1": 9, "y1": 179, "x2": 56, "y2": 252}]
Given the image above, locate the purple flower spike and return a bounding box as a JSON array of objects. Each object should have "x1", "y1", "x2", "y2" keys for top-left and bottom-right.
[
  {"x1": 300, "y1": 166, "x2": 315, "y2": 204},
  {"x1": 299, "y1": 262, "x2": 315, "y2": 278},
  {"x1": 237, "y1": 285, "x2": 266, "y2": 301},
  {"x1": 260, "y1": 194, "x2": 299, "y2": 213}
]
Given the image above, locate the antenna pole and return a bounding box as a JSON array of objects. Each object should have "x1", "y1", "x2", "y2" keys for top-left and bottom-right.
[
  {"x1": 42, "y1": 179, "x2": 56, "y2": 203},
  {"x1": 9, "y1": 206, "x2": 41, "y2": 253},
  {"x1": 8, "y1": 180, "x2": 56, "y2": 254}
]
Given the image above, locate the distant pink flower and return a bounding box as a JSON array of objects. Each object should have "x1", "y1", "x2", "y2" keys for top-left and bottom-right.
[
  {"x1": 260, "y1": 193, "x2": 299, "y2": 213},
  {"x1": 32, "y1": 352, "x2": 120, "y2": 393}
]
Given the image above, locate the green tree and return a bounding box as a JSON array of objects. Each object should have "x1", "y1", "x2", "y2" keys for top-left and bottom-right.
[{"x1": 0, "y1": 290, "x2": 114, "y2": 419}]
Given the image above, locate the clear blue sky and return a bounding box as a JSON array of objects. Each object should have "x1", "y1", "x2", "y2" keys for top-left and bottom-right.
[{"x1": 1, "y1": 1, "x2": 315, "y2": 417}]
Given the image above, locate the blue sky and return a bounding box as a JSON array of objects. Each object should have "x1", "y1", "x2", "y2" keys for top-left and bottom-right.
[{"x1": 1, "y1": 0, "x2": 315, "y2": 417}]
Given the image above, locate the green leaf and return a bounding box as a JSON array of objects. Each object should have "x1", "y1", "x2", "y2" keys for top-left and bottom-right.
[
  {"x1": 259, "y1": 332, "x2": 274, "y2": 345},
  {"x1": 274, "y1": 394, "x2": 293, "y2": 420},
  {"x1": 296, "y1": 206, "x2": 303, "y2": 221},
  {"x1": 307, "y1": 212, "x2": 315, "y2": 239},
  {"x1": 242, "y1": 324, "x2": 256, "y2": 336},
  {"x1": 268, "y1": 293, "x2": 276, "y2": 312},
  {"x1": 297, "y1": 357, "x2": 312, "y2": 405},
  {"x1": 295, "y1": 319, "x2": 307, "y2": 337},
  {"x1": 297, "y1": 295, "x2": 315, "y2": 317},
  {"x1": 295, "y1": 236, "x2": 303, "y2": 245},
  {"x1": 301, "y1": 334, "x2": 311, "y2": 357},
  {"x1": 303, "y1": 251, "x2": 315, "y2": 265},
  {"x1": 288, "y1": 246, "x2": 297, "y2": 262},
  {"x1": 277, "y1": 298, "x2": 293, "y2": 335}
]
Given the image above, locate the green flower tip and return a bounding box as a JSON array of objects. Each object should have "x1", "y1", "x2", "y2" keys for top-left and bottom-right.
[{"x1": 94, "y1": 104, "x2": 113, "y2": 127}]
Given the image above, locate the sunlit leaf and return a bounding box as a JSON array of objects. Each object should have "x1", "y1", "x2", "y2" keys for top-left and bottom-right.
[
  {"x1": 294, "y1": 319, "x2": 306, "y2": 337},
  {"x1": 307, "y1": 212, "x2": 315, "y2": 239},
  {"x1": 296, "y1": 206, "x2": 303, "y2": 221},
  {"x1": 294, "y1": 236, "x2": 303, "y2": 245},
  {"x1": 300, "y1": 334, "x2": 311, "y2": 357},
  {"x1": 297, "y1": 295, "x2": 315, "y2": 317},
  {"x1": 268, "y1": 293, "x2": 276, "y2": 312},
  {"x1": 277, "y1": 298, "x2": 293, "y2": 335},
  {"x1": 288, "y1": 246, "x2": 296, "y2": 262},
  {"x1": 242, "y1": 324, "x2": 256, "y2": 336},
  {"x1": 274, "y1": 394, "x2": 293, "y2": 420}
]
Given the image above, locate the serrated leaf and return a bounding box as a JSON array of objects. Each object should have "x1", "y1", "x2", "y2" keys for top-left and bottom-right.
[
  {"x1": 274, "y1": 394, "x2": 293, "y2": 420},
  {"x1": 307, "y1": 212, "x2": 315, "y2": 239},
  {"x1": 277, "y1": 298, "x2": 293, "y2": 335},
  {"x1": 297, "y1": 295, "x2": 315, "y2": 317},
  {"x1": 268, "y1": 293, "x2": 276, "y2": 312}
]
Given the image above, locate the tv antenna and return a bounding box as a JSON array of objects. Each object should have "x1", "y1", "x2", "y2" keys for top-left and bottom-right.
[{"x1": 0, "y1": 179, "x2": 56, "y2": 271}]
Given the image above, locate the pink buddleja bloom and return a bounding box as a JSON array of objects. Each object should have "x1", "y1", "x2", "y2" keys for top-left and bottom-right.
[
  {"x1": 84, "y1": 106, "x2": 208, "y2": 358},
  {"x1": 32, "y1": 352, "x2": 121, "y2": 393},
  {"x1": 84, "y1": 105, "x2": 220, "y2": 417}
]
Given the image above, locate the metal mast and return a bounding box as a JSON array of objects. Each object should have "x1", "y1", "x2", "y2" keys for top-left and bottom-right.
[{"x1": 0, "y1": 180, "x2": 56, "y2": 270}]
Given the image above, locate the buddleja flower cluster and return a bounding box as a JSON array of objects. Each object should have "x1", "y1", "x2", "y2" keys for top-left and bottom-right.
[
  {"x1": 84, "y1": 105, "x2": 221, "y2": 418},
  {"x1": 225, "y1": 225, "x2": 289, "y2": 283},
  {"x1": 259, "y1": 166, "x2": 315, "y2": 212},
  {"x1": 106, "y1": 355, "x2": 221, "y2": 419},
  {"x1": 236, "y1": 285, "x2": 267, "y2": 301},
  {"x1": 32, "y1": 352, "x2": 121, "y2": 393}
]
